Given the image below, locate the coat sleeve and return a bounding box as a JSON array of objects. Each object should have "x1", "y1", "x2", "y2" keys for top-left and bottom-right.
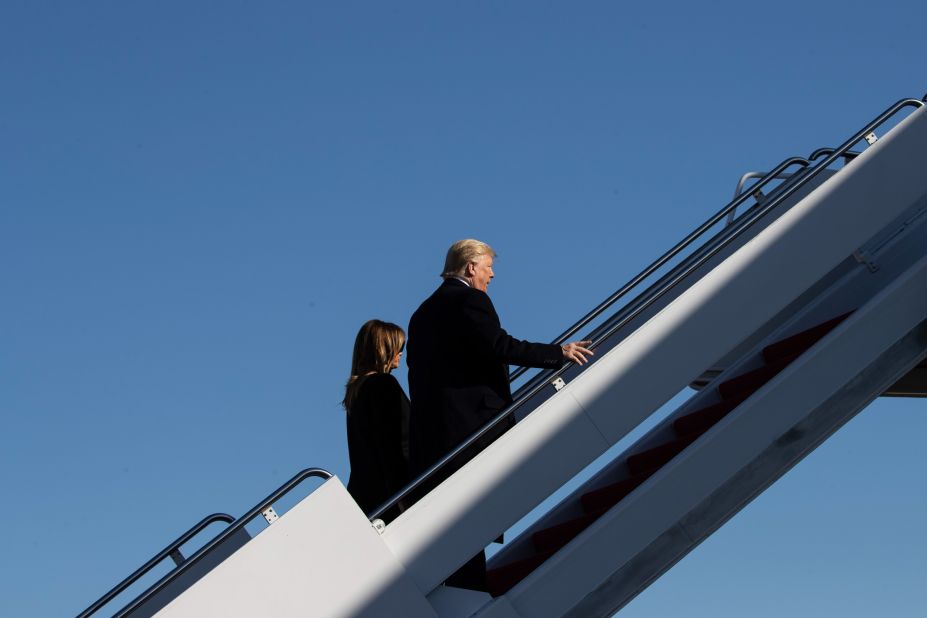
[{"x1": 461, "y1": 290, "x2": 564, "y2": 369}]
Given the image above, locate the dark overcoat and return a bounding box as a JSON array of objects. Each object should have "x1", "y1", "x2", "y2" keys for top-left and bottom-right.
[
  {"x1": 345, "y1": 373, "x2": 410, "y2": 520},
  {"x1": 406, "y1": 278, "x2": 563, "y2": 486}
]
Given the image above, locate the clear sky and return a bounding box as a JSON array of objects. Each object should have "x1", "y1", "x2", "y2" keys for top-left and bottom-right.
[{"x1": 2, "y1": 2, "x2": 925, "y2": 616}]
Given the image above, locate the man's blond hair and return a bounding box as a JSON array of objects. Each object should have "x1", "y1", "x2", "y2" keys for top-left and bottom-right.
[{"x1": 441, "y1": 239, "x2": 497, "y2": 278}]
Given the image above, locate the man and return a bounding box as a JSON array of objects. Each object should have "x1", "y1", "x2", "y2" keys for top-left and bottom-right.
[{"x1": 407, "y1": 238, "x2": 593, "y2": 591}]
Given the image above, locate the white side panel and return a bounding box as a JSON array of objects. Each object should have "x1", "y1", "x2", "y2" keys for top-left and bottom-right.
[
  {"x1": 155, "y1": 479, "x2": 436, "y2": 618},
  {"x1": 382, "y1": 105, "x2": 927, "y2": 596},
  {"x1": 506, "y1": 250, "x2": 927, "y2": 618}
]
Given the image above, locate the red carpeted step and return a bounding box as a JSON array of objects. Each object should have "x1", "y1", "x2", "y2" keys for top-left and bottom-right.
[
  {"x1": 626, "y1": 434, "x2": 698, "y2": 476},
  {"x1": 580, "y1": 468, "x2": 657, "y2": 513},
  {"x1": 531, "y1": 508, "x2": 609, "y2": 554},
  {"x1": 673, "y1": 392, "x2": 749, "y2": 437},
  {"x1": 717, "y1": 353, "x2": 798, "y2": 400},
  {"x1": 761, "y1": 312, "x2": 852, "y2": 363},
  {"x1": 486, "y1": 550, "x2": 555, "y2": 597}
]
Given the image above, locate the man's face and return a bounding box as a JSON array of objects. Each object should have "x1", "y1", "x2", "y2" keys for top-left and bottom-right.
[{"x1": 468, "y1": 255, "x2": 494, "y2": 292}]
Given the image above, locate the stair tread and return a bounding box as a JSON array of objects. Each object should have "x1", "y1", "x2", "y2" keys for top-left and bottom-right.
[
  {"x1": 486, "y1": 550, "x2": 555, "y2": 597},
  {"x1": 626, "y1": 434, "x2": 697, "y2": 475},
  {"x1": 580, "y1": 469, "x2": 657, "y2": 512},
  {"x1": 532, "y1": 508, "x2": 609, "y2": 554},
  {"x1": 673, "y1": 394, "x2": 747, "y2": 436},
  {"x1": 717, "y1": 353, "x2": 798, "y2": 399},
  {"x1": 762, "y1": 312, "x2": 852, "y2": 362}
]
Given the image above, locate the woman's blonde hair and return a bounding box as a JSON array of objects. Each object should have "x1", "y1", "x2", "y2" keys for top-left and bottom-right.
[
  {"x1": 343, "y1": 319, "x2": 406, "y2": 411},
  {"x1": 441, "y1": 239, "x2": 496, "y2": 278}
]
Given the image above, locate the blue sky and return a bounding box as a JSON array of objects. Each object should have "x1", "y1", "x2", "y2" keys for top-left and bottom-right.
[{"x1": 2, "y1": 2, "x2": 925, "y2": 616}]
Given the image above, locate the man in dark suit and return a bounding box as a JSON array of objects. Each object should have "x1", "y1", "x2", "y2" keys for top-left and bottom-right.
[{"x1": 407, "y1": 239, "x2": 592, "y2": 591}]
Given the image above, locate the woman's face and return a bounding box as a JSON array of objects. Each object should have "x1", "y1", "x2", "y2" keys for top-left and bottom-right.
[{"x1": 390, "y1": 342, "x2": 404, "y2": 370}]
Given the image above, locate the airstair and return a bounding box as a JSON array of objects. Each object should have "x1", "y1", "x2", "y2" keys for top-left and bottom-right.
[{"x1": 79, "y1": 94, "x2": 927, "y2": 618}]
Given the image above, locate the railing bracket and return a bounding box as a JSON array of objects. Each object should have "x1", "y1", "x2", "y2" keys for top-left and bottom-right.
[
  {"x1": 864, "y1": 131, "x2": 878, "y2": 145},
  {"x1": 551, "y1": 377, "x2": 567, "y2": 391},
  {"x1": 372, "y1": 519, "x2": 386, "y2": 534},
  {"x1": 261, "y1": 506, "x2": 279, "y2": 525}
]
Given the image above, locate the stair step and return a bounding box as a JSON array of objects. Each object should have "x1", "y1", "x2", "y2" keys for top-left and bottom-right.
[
  {"x1": 486, "y1": 550, "x2": 555, "y2": 597},
  {"x1": 761, "y1": 312, "x2": 852, "y2": 363},
  {"x1": 531, "y1": 508, "x2": 609, "y2": 554},
  {"x1": 673, "y1": 393, "x2": 748, "y2": 437},
  {"x1": 580, "y1": 469, "x2": 657, "y2": 513},
  {"x1": 626, "y1": 434, "x2": 697, "y2": 476},
  {"x1": 717, "y1": 353, "x2": 797, "y2": 400}
]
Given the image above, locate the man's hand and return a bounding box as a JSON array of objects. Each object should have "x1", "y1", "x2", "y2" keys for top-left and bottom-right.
[{"x1": 561, "y1": 340, "x2": 594, "y2": 365}]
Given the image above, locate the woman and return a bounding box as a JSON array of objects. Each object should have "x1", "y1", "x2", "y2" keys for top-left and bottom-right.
[{"x1": 343, "y1": 319, "x2": 411, "y2": 522}]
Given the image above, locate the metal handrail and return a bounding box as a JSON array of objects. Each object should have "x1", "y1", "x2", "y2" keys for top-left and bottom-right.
[
  {"x1": 809, "y1": 147, "x2": 861, "y2": 162},
  {"x1": 371, "y1": 96, "x2": 924, "y2": 521},
  {"x1": 571, "y1": 103, "x2": 921, "y2": 363},
  {"x1": 506, "y1": 156, "x2": 812, "y2": 403},
  {"x1": 726, "y1": 168, "x2": 806, "y2": 225},
  {"x1": 734, "y1": 170, "x2": 795, "y2": 199},
  {"x1": 78, "y1": 513, "x2": 235, "y2": 618},
  {"x1": 105, "y1": 467, "x2": 332, "y2": 618},
  {"x1": 731, "y1": 149, "x2": 863, "y2": 227},
  {"x1": 507, "y1": 154, "x2": 811, "y2": 385}
]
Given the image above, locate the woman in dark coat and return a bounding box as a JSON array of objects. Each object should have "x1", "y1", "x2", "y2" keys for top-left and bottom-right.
[{"x1": 343, "y1": 319, "x2": 410, "y2": 522}]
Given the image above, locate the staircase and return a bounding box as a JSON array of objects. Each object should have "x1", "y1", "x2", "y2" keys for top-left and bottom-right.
[{"x1": 76, "y1": 95, "x2": 927, "y2": 618}]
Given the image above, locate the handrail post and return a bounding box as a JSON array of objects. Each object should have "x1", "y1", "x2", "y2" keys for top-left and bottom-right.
[{"x1": 77, "y1": 513, "x2": 235, "y2": 618}]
